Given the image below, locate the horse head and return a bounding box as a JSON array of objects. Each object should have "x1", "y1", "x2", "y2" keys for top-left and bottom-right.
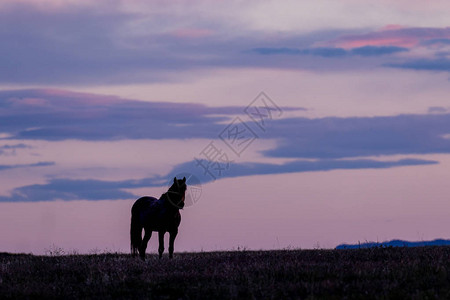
[{"x1": 166, "y1": 176, "x2": 187, "y2": 209}]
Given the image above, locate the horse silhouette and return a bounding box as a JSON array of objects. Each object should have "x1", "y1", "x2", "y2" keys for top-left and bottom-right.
[{"x1": 130, "y1": 177, "x2": 187, "y2": 260}]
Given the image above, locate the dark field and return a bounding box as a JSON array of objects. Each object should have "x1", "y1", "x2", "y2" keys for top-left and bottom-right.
[{"x1": 1, "y1": 247, "x2": 450, "y2": 299}]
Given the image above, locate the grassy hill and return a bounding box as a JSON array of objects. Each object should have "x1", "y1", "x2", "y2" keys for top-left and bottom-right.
[{"x1": 1, "y1": 247, "x2": 450, "y2": 299}]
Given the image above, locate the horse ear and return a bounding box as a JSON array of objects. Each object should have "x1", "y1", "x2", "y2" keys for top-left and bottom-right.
[
  {"x1": 173, "y1": 177, "x2": 177, "y2": 183},
  {"x1": 183, "y1": 177, "x2": 186, "y2": 182}
]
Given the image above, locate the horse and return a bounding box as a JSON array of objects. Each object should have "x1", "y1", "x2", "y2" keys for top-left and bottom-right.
[{"x1": 130, "y1": 177, "x2": 187, "y2": 260}]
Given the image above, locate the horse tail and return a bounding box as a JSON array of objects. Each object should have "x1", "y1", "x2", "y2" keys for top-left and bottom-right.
[{"x1": 130, "y1": 203, "x2": 142, "y2": 257}]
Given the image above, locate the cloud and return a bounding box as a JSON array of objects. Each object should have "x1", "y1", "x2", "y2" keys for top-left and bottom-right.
[
  {"x1": 421, "y1": 38, "x2": 450, "y2": 46},
  {"x1": 1, "y1": 2, "x2": 447, "y2": 85},
  {"x1": 2, "y1": 88, "x2": 450, "y2": 202},
  {"x1": 0, "y1": 161, "x2": 54, "y2": 171},
  {"x1": 1, "y1": 89, "x2": 306, "y2": 141},
  {"x1": 251, "y1": 48, "x2": 304, "y2": 55},
  {"x1": 331, "y1": 27, "x2": 450, "y2": 48},
  {"x1": 262, "y1": 114, "x2": 450, "y2": 159},
  {"x1": 5, "y1": 89, "x2": 450, "y2": 162},
  {"x1": 0, "y1": 158, "x2": 436, "y2": 202},
  {"x1": 252, "y1": 47, "x2": 347, "y2": 57},
  {"x1": 168, "y1": 28, "x2": 214, "y2": 39},
  {"x1": 0, "y1": 173, "x2": 176, "y2": 202},
  {"x1": 0, "y1": 144, "x2": 30, "y2": 149},
  {"x1": 428, "y1": 106, "x2": 448, "y2": 114},
  {"x1": 349, "y1": 46, "x2": 408, "y2": 56},
  {"x1": 386, "y1": 58, "x2": 450, "y2": 72},
  {"x1": 0, "y1": 3, "x2": 248, "y2": 85},
  {"x1": 0, "y1": 178, "x2": 138, "y2": 202},
  {"x1": 252, "y1": 46, "x2": 408, "y2": 57},
  {"x1": 172, "y1": 158, "x2": 438, "y2": 186},
  {"x1": 0, "y1": 4, "x2": 142, "y2": 84},
  {"x1": 0, "y1": 143, "x2": 31, "y2": 155}
]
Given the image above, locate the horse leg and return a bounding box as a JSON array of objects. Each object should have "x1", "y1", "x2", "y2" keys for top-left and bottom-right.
[
  {"x1": 158, "y1": 231, "x2": 165, "y2": 259},
  {"x1": 169, "y1": 230, "x2": 178, "y2": 259},
  {"x1": 139, "y1": 230, "x2": 152, "y2": 261}
]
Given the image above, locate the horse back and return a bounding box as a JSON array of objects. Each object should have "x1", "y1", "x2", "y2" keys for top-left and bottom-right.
[
  {"x1": 132, "y1": 196, "x2": 159, "y2": 212},
  {"x1": 132, "y1": 196, "x2": 159, "y2": 220},
  {"x1": 132, "y1": 196, "x2": 181, "y2": 233}
]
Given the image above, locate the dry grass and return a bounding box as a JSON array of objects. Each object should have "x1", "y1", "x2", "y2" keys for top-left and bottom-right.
[{"x1": 1, "y1": 246, "x2": 450, "y2": 299}]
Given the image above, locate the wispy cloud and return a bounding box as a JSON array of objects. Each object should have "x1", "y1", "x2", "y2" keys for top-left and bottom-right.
[
  {"x1": 0, "y1": 161, "x2": 54, "y2": 172},
  {"x1": 421, "y1": 38, "x2": 450, "y2": 46},
  {"x1": 0, "y1": 158, "x2": 436, "y2": 202},
  {"x1": 386, "y1": 58, "x2": 450, "y2": 72},
  {"x1": 4, "y1": 89, "x2": 450, "y2": 160},
  {"x1": 172, "y1": 158, "x2": 438, "y2": 186},
  {"x1": 263, "y1": 114, "x2": 450, "y2": 159},
  {"x1": 252, "y1": 46, "x2": 408, "y2": 57},
  {"x1": 428, "y1": 106, "x2": 449, "y2": 114},
  {"x1": 0, "y1": 89, "x2": 305, "y2": 141},
  {"x1": 350, "y1": 46, "x2": 409, "y2": 56},
  {"x1": 0, "y1": 143, "x2": 31, "y2": 155},
  {"x1": 2, "y1": 88, "x2": 450, "y2": 202},
  {"x1": 1, "y1": 2, "x2": 449, "y2": 84},
  {"x1": 252, "y1": 47, "x2": 347, "y2": 57},
  {"x1": 0, "y1": 178, "x2": 138, "y2": 202},
  {"x1": 330, "y1": 27, "x2": 450, "y2": 48}
]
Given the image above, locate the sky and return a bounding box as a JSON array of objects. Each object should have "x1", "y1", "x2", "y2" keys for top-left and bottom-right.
[{"x1": 1, "y1": 0, "x2": 450, "y2": 254}]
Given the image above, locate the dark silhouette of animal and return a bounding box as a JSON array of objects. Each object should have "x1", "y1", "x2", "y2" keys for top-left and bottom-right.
[{"x1": 130, "y1": 177, "x2": 187, "y2": 260}]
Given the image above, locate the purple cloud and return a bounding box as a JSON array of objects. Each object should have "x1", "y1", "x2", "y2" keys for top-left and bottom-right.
[
  {"x1": 0, "y1": 89, "x2": 303, "y2": 141},
  {"x1": 331, "y1": 26, "x2": 450, "y2": 48},
  {"x1": 263, "y1": 114, "x2": 450, "y2": 159},
  {"x1": 1, "y1": 4, "x2": 446, "y2": 84},
  {"x1": 252, "y1": 47, "x2": 347, "y2": 57},
  {"x1": 2, "y1": 88, "x2": 450, "y2": 202},
  {"x1": 386, "y1": 58, "x2": 450, "y2": 72},
  {"x1": 171, "y1": 158, "x2": 438, "y2": 187},
  {"x1": 350, "y1": 46, "x2": 408, "y2": 56},
  {"x1": 252, "y1": 46, "x2": 408, "y2": 57},
  {"x1": 4, "y1": 89, "x2": 450, "y2": 161},
  {"x1": 428, "y1": 106, "x2": 448, "y2": 114},
  {"x1": 421, "y1": 38, "x2": 450, "y2": 46},
  {"x1": 0, "y1": 158, "x2": 436, "y2": 202},
  {"x1": 0, "y1": 161, "x2": 54, "y2": 172},
  {"x1": 0, "y1": 143, "x2": 31, "y2": 155}
]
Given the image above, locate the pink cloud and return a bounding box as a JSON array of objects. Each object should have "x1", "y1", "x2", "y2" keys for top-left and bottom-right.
[
  {"x1": 331, "y1": 26, "x2": 450, "y2": 49},
  {"x1": 6, "y1": 97, "x2": 49, "y2": 107}
]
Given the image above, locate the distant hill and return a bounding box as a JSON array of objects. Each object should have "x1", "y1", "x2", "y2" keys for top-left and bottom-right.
[{"x1": 336, "y1": 239, "x2": 450, "y2": 249}]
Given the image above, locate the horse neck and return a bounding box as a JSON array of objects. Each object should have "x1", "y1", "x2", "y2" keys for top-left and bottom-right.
[{"x1": 159, "y1": 193, "x2": 180, "y2": 213}]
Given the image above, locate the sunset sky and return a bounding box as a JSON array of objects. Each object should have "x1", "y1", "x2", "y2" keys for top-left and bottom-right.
[{"x1": 1, "y1": 0, "x2": 450, "y2": 254}]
